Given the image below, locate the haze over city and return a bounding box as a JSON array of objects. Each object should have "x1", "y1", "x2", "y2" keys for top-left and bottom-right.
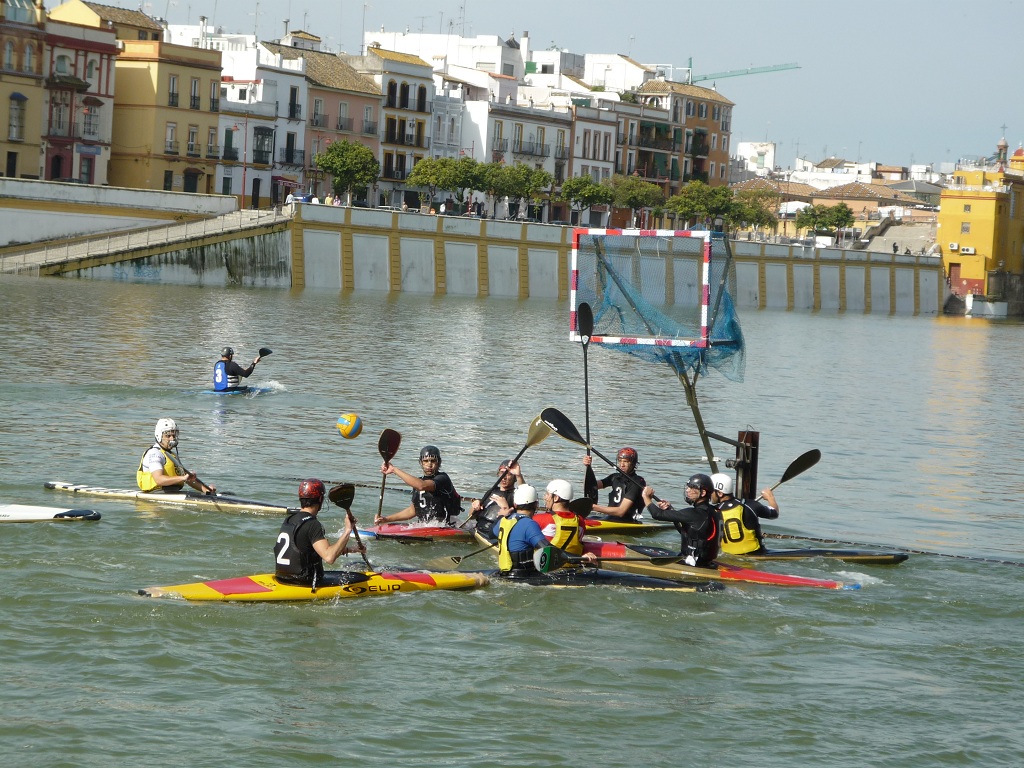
[{"x1": 128, "y1": 0, "x2": 1024, "y2": 171}]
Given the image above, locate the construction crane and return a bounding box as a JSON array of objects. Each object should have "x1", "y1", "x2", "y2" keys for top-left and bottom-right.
[{"x1": 691, "y1": 62, "x2": 800, "y2": 84}]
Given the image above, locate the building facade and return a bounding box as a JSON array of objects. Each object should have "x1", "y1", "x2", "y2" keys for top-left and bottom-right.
[{"x1": 1, "y1": 0, "x2": 46, "y2": 179}]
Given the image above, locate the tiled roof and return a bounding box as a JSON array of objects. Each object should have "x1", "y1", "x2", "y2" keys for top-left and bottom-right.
[
  {"x1": 814, "y1": 157, "x2": 849, "y2": 169},
  {"x1": 364, "y1": 46, "x2": 431, "y2": 67},
  {"x1": 82, "y1": 1, "x2": 163, "y2": 30},
  {"x1": 636, "y1": 78, "x2": 734, "y2": 106},
  {"x1": 815, "y1": 181, "x2": 921, "y2": 204},
  {"x1": 262, "y1": 43, "x2": 379, "y2": 94},
  {"x1": 288, "y1": 30, "x2": 320, "y2": 41},
  {"x1": 731, "y1": 178, "x2": 818, "y2": 199}
]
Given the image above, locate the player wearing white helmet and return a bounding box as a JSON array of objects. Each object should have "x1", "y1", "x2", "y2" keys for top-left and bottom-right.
[
  {"x1": 136, "y1": 418, "x2": 215, "y2": 494},
  {"x1": 710, "y1": 472, "x2": 779, "y2": 556}
]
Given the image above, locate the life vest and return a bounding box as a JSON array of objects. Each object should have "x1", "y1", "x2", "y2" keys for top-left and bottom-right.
[
  {"x1": 718, "y1": 498, "x2": 763, "y2": 555},
  {"x1": 548, "y1": 511, "x2": 583, "y2": 556},
  {"x1": 274, "y1": 511, "x2": 321, "y2": 586},
  {"x1": 497, "y1": 514, "x2": 535, "y2": 572},
  {"x1": 213, "y1": 359, "x2": 238, "y2": 391},
  {"x1": 136, "y1": 446, "x2": 183, "y2": 491}
]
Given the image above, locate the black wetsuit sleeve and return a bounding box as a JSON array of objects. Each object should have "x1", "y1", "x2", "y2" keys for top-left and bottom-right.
[
  {"x1": 647, "y1": 502, "x2": 703, "y2": 526},
  {"x1": 745, "y1": 500, "x2": 779, "y2": 520},
  {"x1": 226, "y1": 360, "x2": 256, "y2": 378}
]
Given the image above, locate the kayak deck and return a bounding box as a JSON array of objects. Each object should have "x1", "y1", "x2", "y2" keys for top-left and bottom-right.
[
  {"x1": 139, "y1": 570, "x2": 489, "y2": 601},
  {"x1": 0, "y1": 504, "x2": 101, "y2": 523},
  {"x1": 533, "y1": 512, "x2": 673, "y2": 536},
  {"x1": 585, "y1": 542, "x2": 859, "y2": 590},
  {"x1": 357, "y1": 523, "x2": 476, "y2": 542},
  {"x1": 488, "y1": 568, "x2": 723, "y2": 592},
  {"x1": 722, "y1": 548, "x2": 909, "y2": 565},
  {"x1": 45, "y1": 481, "x2": 290, "y2": 515}
]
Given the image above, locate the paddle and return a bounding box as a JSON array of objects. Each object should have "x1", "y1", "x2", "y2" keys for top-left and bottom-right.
[
  {"x1": 578, "y1": 302, "x2": 599, "y2": 502},
  {"x1": 258, "y1": 347, "x2": 273, "y2": 358},
  {"x1": 540, "y1": 407, "x2": 661, "y2": 502},
  {"x1": 756, "y1": 449, "x2": 821, "y2": 500},
  {"x1": 425, "y1": 541, "x2": 496, "y2": 570},
  {"x1": 375, "y1": 428, "x2": 402, "y2": 523},
  {"x1": 460, "y1": 413, "x2": 552, "y2": 528},
  {"x1": 170, "y1": 448, "x2": 217, "y2": 496},
  {"x1": 533, "y1": 544, "x2": 684, "y2": 573},
  {"x1": 328, "y1": 482, "x2": 373, "y2": 570}
]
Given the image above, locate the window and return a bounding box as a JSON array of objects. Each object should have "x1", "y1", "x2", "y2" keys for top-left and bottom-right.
[
  {"x1": 961, "y1": 222, "x2": 971, "y2": 234},
  {"x1": 189, "y1": 78, "x2": 200, "y2": 109},
  {"x1": 8, "y1": 95, "x2": 25, "y2": 141},
  {"x1": 207, "y1": 127, "x2": 217, "y2": 156},
  {"x1": 79, "y1": 156, "x2": 93, "y2": 184},
  {"x1": 86, "y1": 59, "x2": 97, "y2": 81},
  {"x1": 722, "y1": 136, "x2": 729, "y2": 154},
  {"x1": 713, "y1": 105, "x2": 720, "y2": 121},
  {"x1": 5, "y1": 0, "x2": 33, "y2": 23},
  {"x1": 686, "y1": 100, "x2": 694, "y2": 117},
  {"x1": 82, "y1": 105, "x2": 100, "y2": 136},
  {"x1": 165, "y1": 122, "x2": 177, "y2": 153},
  {"x1": 963, "y1": 204, "x2": 971, "y2": 213},
  {"x1": 513, "y1": 123, "x2": 523, "y2": 151},
  {"x1": 187, "y1": 125, "x2": 199, "y2": 155},
  {"x1": 163, "y1": 170, "x2": 174, "y2": 190},
  {"x1": 698, "y1": 102, "x2": 707, "y2": 119},
  {"x1": 4, "y1": 42, "x2": 13, "y2": 70},
  {"x1": 711, "y1": 134, "x2": 717, "y2": 150},
  {"x1": 448, "y1": 116, "x2": 456, "y2": 142},
  {"x1": 55, "y1": 55, "x2": 71, "y2": 74},
  {"x1": 222, "y1": 176, "x2": 232, "y2": 195},
  {"x1": 582, "y1": 129, "x2": 591, "y2": 158},
  {"x1": 168, "y1": 75, "x2": 179, "y2": 107},
  {"x1": 23, "y1": 44, "x2": 33, "y2": 73}
]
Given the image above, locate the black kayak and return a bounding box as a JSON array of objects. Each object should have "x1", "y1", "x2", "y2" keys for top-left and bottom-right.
[
  {"x1": 723, "y1": 548, "x2": 909, "y2": 565},
  {"x1": 486, "y1": 567, "x2": 724, "y2": 592}
]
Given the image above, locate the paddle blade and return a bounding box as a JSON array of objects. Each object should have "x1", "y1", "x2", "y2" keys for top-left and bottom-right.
[
  {"x1": 568, "y1": 497, "x2": 593, "y2": 517},
  {"x1": 534, "y1": 544, "x2": 571, "y2": 574},
  {"x1": 583, "y1": 464, "x2": 598, "y2": 501},
  {"x1": 378, "y1": 429, "x2": 401, "y2": 463},
  {"x1": 540, "y1": 408, "x2": 587, "y2": 447},
  {"x1": 258, "y1": 347, "x2": 273, "y2": 357},
  {"x1": 328, "y1": 483, "x2": 355, "y2": 510},
  {"x1": 526, "y1": 413, "x2": 552, "y2": 448},
  {"x1": 780, "y1": 449, "x2": 821, "y2": 484},
  {"x1": 578, "y1": 302, "x2": 594, "y2": 343}
]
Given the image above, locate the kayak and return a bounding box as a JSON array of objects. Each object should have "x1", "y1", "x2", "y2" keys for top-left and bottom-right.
[
  {"x1": 583, "y1": 542, "x2": 860, "y2": 590},
  {"x1": 139, "y1": 570, "x2": 489, "y2": 601},
  {"x1": 487, "y1": 568, "x2": 724, "y2": 592},
  {"x1": 721, "y1": 548, "x2": 909, "y2": 566},
  {"x1": 0, "y1": 504, "x2": 101, "y2": 523},
  {"x1": 533, "y1": 512, "x2": 674, "y2": 536},
  {"x1": 45, "y1": 481, "x2": 290, "y2": 515},
  {"x1": 199, "y1": 386, "x2": 274, "y2": 396},
  {"x1": 357, "y1": 523, "x2": 476, "y2": 542}
]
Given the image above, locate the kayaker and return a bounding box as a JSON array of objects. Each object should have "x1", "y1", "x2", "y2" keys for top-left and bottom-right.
[
  {"x1": 710, "y1": 472, "x2": 779, "y2": 556},
  {"x1": 470, "y1": 459, "x2": 525, "y2": 533},
  {"x1": 213, "y1": 346, "x2": 261, "y2": 392},
  {"x1": 539, "y1": 479, "x2": 595, "y2": 562},
  {"x1": 136, "y1": 418, "x2": 215, "y2": 494},
  {"x1": 375, "y1": 444, "x2": 462, "y2": 525},
  {"x1": 493, "y1": 484, "x2": 547, "y2": 576},
  {"x1": 582, "y1": 447, "x2": 646, "y2": 520},
  {"x1": 642, "y1": 473, "x2": 720, "y2": 567},
  {"x1": 274, "y1": 479, "x2": 364, "y2": 589}
]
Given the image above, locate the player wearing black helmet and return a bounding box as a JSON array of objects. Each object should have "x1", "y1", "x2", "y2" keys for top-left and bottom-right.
[
  {"x1": 641, "y1": 472, "x2": 720, "y2": 567},
  {"x1": 582, "y1": 446, "x2": 645, "y2": 521},
  {"x1": 375, "y1": 444, "x2": 462, "y2": 525},
  {"x1": 213, "y1": 346, "x2": 261, "y2": 392},
  {"x1": 275, "y1": 479, "x2": 364, "y2": 588}
]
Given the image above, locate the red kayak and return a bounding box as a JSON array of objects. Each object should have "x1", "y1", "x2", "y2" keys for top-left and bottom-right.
[
  {"x1": 356, "y1": 523, "x2": 475, "y2": 542},
  {"x1": 582, "y1": 541, "x2": 858, "y2": 590}
]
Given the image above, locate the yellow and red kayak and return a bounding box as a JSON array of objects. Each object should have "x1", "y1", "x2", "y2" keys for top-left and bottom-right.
[
  {"x1": 139, "y1": 570, "x2": 489, "y2": 602},
  {"x1": 532, "y1": 512, "x2": 673, "y2": 536}
]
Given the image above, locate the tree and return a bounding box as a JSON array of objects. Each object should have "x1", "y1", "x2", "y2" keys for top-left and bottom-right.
[
  {"x1": 605, "y1": 174, "x2": 664, "y2": 225},
  {"x1": 314, "y1": 140, "x2": 379, "y2": 204},
  {"x1": 795, "y1": 202, "x2": 855, "y2": 240},
  {"x1": 730, "y1": 188, "x2": 780, "y2": 232},
  {"x1": 665, "y1": 180, "x2": 733, "y2": 228},
  {"x1": 405, "y1": 156, "x2": 447, "y2": 207},
  {"x1": 504, "y1": 163, "x2": 553, "y2": 218},
  {"x1": 558, "y1": 175, "x2": 615, "y2": 217},
  {"x1": 451, "y1": 156, "x2": 481, "y2": 212}
]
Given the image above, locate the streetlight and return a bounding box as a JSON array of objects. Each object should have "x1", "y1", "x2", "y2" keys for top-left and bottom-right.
[{"x1": 231, "y1": 86, "x2": 253, "y2": 209}]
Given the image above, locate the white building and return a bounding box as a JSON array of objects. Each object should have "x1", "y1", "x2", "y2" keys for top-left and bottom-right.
[{"x1": 736, "y1": 141, "x2": 776, "y2": 177}]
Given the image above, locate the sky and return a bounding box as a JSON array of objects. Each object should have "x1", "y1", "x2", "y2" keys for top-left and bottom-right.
[{"x1": 127, "y1": 0, "x2": 1024, "y2": 171}]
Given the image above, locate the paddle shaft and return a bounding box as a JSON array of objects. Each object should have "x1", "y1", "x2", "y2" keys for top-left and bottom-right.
[
  {"x1": 578, "y1": 303, "x2": 599, "y2": 500},
  {"x1": 756, "y1": 449, "x2": 821, "y2": 500},
  {"x1": 762, "y1": 532, "x2": 1024, "y2": 568},
  {"x1": 346, "y1": 510, "x2": 373, "y2": 569},
  {"x1": 170, "y1": 448, "x2": 214, "y2": 495}
]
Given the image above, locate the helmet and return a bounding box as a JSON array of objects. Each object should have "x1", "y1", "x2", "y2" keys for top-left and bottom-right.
[
  {"x1": 419, "y1": 445, "x2": 441, "y2": 465},
  {"x1": 497, "y1": 459, "x2": 515, "y2": 474},
  {"x1": 617, "y1": 447, "x2": 639, "y2": 467},
  {"x1": 221, "y1": 346, "x2": 234, "y2": 358},
  {"x1": 710, "y1": 472, "x2": 734, "y2": 496},
  {"x1": 298, "y1": 478, "x2": 326, "y2": 505},
  {"x1": 514, "y1": 484, "x2": 538, "y2": 506},
  {"x1": 154, "y1": 418, "x2": 178, "y2": 441},
  {"x1": 685, "y1": 473, "x2": 714, "y2": 501},
  {"x1": 546, "y1": 479, "x2": 573, "y2": 501}
]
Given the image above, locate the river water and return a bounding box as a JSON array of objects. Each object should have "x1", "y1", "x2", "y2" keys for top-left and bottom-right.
[{"x1": 1, "y1": 274, "x2": 1021, "y2": 767}]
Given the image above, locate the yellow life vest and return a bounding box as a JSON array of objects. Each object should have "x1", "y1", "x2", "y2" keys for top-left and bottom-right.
[
  {"x1": 718, "y1": 499, "x2": 762, "y2": 554},
  {"x1": 137, "y1": 446, "x2": 183, "y2": 492},
  {"x1": 548, "y1": 512, "x2": 583, "y2": 556},
  {"x1": 497, "y1": 515, "x2": 521, "y2": 572}
]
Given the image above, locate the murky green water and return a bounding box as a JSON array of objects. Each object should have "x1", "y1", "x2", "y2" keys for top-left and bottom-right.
[{"x1": 1, "y1": 275, "x2": 1021, "y2": 767}]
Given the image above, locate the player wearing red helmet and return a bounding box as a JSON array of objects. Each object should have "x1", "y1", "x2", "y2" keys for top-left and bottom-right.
[
  {"x1": 582, "y1": 446, "x2": 646, "y2": 521},
  {"x1": 275, "y1": 478, "x2": 364, "y2": 588}
]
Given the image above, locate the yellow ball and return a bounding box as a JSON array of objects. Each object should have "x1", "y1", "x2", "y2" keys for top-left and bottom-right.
[{"x1": 336, "y1": 413, "x2": 362, "y2": 439}]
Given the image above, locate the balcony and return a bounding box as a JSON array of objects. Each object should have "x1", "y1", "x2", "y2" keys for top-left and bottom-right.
[
  {"x1": 336, "y1": 116, "x2": 353, "y2": 131},
  {"x1": 253, "y1": 149, "x2": 271, "y2": 165},
  {"x1": 555, "y1": 146, "x2": 570, "y2": 160},
  {"x1": 288, "y1": 103, "x2": 302, "y2": 119},
  {"x1": 279, "y1": 148, "x2": 305, "y2": 165},
  {"x1": 209, "y1": 98, "x2": 220, "y2": 112},
  {"x1": 206, "y1": 144, "x2": 220, "y2": 158},
  {"x1": 222, "y1": 146, "x2": 239, "y2": 161},
  {"x1": 512, "y1": 140, "x2": 550, "y2": 157},
  {"x1": 168, "y1": 93, "x2": 179, "y2": 107},
  {"x1": 492, "y1": 137, "x2": 509, "y2": 152},
  {"x1": 190, "y1": 95, "x2": 201, "y2": 110},
  {"x1": 164, "y1": 140, "x2": 180, "y2": 155},
  {"x1": 381, "y1": 167, "x2": 406, "y2": 180},
  {"x1": 362, "y1": 120, "x2": 378, "y2": 135},
  {"x1": 384, "y1": 133, "x2": 431, "y2": 149},
  {"x1": 688, "y1": 140, "x2": 709, "y2": 157},
  {"x1": 46, "y1": 121, "x2": 80, "y2": 139},
  {"x1": 186, "y1": 142, "x2": 200, "y2": 157},
  {"x1": 310, "y1": 113, "x2": 329, "y2": 128},
  {"x1": 638, "y1": 135, "x2": 676, "y2": 151}
]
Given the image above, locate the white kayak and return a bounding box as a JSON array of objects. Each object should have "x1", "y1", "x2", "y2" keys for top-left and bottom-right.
[
  {"x1": 44, "y1": 481, "x2": 290, "y2": 514},
  {"x1": 0, "y1": 504, "x2": 101, "y2": 523}
]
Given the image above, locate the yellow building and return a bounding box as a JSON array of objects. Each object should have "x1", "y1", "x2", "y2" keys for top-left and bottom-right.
[
  {"x1": 48, "y1": 0, "x2": 162, "y2": 41},
  {"x1": 2, "y1": 0, "x2": 46, "y2": 179},
  {"x1": 938, "y1": 138, "x2": 1024, "y2": 297}
]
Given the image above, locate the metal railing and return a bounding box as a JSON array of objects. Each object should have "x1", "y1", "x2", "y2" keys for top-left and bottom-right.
[
  {"x1": 223, "y1": 147, "x2": 239, "y2": 161},
  {"x1": 168, "y1": 93, "x2": 179, "y2": 107},
  {"x1": 0, "y1": 209, "x2": 294, "y2": 275},
  {"x1": 190, "y1": 95, "x2": 201, "y2": 110},
  {"x1": 279, "y1": 148, "x2": 305, "y2": 164},
  {"x1": 362, "y1": 120, "x2": 377, "y2": 135},
  {"x1": 336, "y1": 116, "x2": 353, "y2": 131}
]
